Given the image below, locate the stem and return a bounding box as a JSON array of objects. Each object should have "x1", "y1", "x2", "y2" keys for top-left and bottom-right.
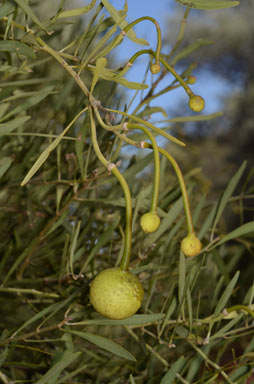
[
  {"x1": 128, "y1": 49, "x2": 194, "y2": 97},
  {"x1": 188, "y1": 341, "x2": 235, "y2": 384},
  {"x1": 0, "y1": 287, "x2": 59, "y2": 298},
  {"x1": 127, "y1": 124, "x2": 160, "y2": 213},
  {"x1": 106, "y1": 108, "x2": 186, "y2": 147},
  {"x1": 36, "y1": 37, "x2": 99, "y2": 107},
  {"x1": 146, "y1": 144, "x2": 194, "y2": 234},
  {"x1": 124, "y1": 17, "x2": 162, "y2": 65},
  {"x1": 167, "y1": 8, "x2": 190, "y2": 62},
  {"x1": 89, "y1": 109, "x2": 132, "y2": 271}
]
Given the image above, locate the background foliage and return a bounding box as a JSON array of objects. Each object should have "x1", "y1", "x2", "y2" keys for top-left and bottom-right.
[{"x1": 0, "y1": 0, "x2": 254, "y2": 383}]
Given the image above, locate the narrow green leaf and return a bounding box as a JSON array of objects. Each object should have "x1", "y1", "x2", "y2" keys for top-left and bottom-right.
[
  {"x1": 21, "y1": 107, "x2": 86, "y2": 186},
  {"x1": 0, "y1": 2, "x2": 15, "y2": 19},
  {"x1": 0, "y1": 115, "x2": 30, "y2": 134},
  {"x1": 0, "y1": 86, "x2": 54, "y2": 122},
  {"x1": 67, "y1": 330, "x2": 136, "y2": 361},
  {"x1": 0, "y1": 157, "x2": 12, "y2": 178},
  {"x1": 140, "y1": 106, "x2": 168, "y2": 118},
  {"x1": 70, "y1": 313, "x2": 165, "y2": 326},
  {"x1": 80, "y1": 216, "x2": 120, "y2": 272},
  {"x1": 162, "y1": 112, "x2": 223, "y2": 123},
  {"x1": 161, "y1": 356, "x2": 186, "y2": 384},
  {"x1": 58, "y1": 0, "x2": 96, "y2": 18},
  {"x1": 35, "y1": 352, "x2": 81, "y2": 384},
  {"x1": 211, "y1": 161, "x2": 246, "y2": 235},
  {"x1": 14, "y1": 0, "x2": 48, "y2": 32},
  {"x1": 171, "y1": 38, "x2": 213, "y2": 65},
  {"x1": 175, "y1": 0, "x2": 239, "y2": 10},
  {"x1": 178, "y1": 251, "x2": 186, "y2": 303},
  {"x1": 0, "y1": 40, "x2": 36, "y2": 59},
  {"x1": 69, "y1": 221, "x2": 81, "y2": 278},
  {"x1": 213, "y1": 222, "x2": 254, "y2": 247},
  {"x1": 101, "y1": 0, "x2": 148, "y2": 45},
  {"x1": 214, "y1": 270, "x2": 240, "y2": 316},
  {"x1": 91, "y1": 57, "x2": 107, "y2": 94}
]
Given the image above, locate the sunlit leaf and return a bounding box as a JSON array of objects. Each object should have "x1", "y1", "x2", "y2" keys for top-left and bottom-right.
[
  {"x1": 175, "y1": 0, "x2": 239, "y2": 10},
  {"x1": 57, "y1": 0, "x2": 96, "y2": 18},
  {"x1": 101, "y1": 0, "x2": 148, "y2": 45}
]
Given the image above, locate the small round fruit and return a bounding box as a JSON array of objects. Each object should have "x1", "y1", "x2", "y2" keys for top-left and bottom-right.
[
  {"x1": 187, "y1": 75, "x2": 197, "y2": 85},
  {"x1": 181, "y1": 233, "x2": 202, "y2": 257},
  {"x1": 188, "y1": 95, "x2": 205, "y2": 112},
  {"x1": 90, "y1": 268, "x2": 144, "y2": 320},
  {"x1": 150, "y1": 63, "x2": 161, "y2": 74},
  {"x1": 140, "y1": 212, "x2": 160, "y2": 233}
]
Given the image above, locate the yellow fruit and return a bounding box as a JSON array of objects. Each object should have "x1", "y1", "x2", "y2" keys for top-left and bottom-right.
[
  {"x1": 188, "y1": 95, "x2": 205, "y2": 112},
  {"x1": 150, "y1": 63, "x2": 161, "y2": 74},
  {"x1": 90, "y1": 268, "x2": 144, "y2": 320},
  {"x1": 140, "y1": 212, "x2": 160, "y2": 233},
  {"x1": 181, "y1": 233, "x2": 202, "y2": 257}
]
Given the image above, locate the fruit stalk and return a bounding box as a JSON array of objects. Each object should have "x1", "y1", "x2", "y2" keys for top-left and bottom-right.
[{"x1": 89, "y1": 109, "x2": 132, "y2": 271}]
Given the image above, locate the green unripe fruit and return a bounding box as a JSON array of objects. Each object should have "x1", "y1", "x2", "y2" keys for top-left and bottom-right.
[
  {"x1": 181, "y1": 233, "x2": 202, "y2": 257},
  {"x1": 187, "y1": 75, "x2": 197, "y2": 85},
  {"x1": 140, "y1": 212, "x2": 160, "y2": 233},
  {"x1": 90, "y1": 268, "x2": 144, "y2": 320},
  {"x1": 188, "y1": 95, "x2": 205, "y2": 112},
  {"x1": 150, "y1": 63, "x2": 161, "y2": 74}
]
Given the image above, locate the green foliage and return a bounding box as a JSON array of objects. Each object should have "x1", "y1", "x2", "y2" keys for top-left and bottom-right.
[{"x1": 1, "y1": 0, "x2": 254, "y2": 383}]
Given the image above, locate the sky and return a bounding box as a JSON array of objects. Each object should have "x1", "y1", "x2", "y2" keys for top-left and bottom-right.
[{"x1": 103, "y1": 0, "x2": 237, "y2": 119}]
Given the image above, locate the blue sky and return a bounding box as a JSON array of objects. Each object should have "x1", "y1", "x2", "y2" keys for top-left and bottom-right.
[{"x1": 105, "y1": 0, "x2": 236, "y2": 118}]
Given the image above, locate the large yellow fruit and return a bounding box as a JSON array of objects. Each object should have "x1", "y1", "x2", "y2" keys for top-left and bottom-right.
[{"x1": 90, "y1": 268, "x2": 144, "y2": 320}]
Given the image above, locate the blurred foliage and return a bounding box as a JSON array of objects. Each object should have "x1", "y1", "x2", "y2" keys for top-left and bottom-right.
[{"x1": 0, "y1": 0, "x2": 254, "y2": 383}]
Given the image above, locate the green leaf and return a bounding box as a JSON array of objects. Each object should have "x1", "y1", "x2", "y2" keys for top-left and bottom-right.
[
  {"x1": 70, "y1": 313, "x2": 165, "y2": 326},
  {"x1": 0, "y1": 2, "x2": 15, "y2": 19},
  {"x1": 0, "y1": 40, "x2": 36, "y2": 59},
  {"x1": 80, "y1": 216, "x2": 120, "y2": 272},
  {"x1": 214, "y1": 270, "x2": 240, "y2": 316},
  {"x1": 91, "y1": 57, "x2": 107, "y2": 94},
  {"x1": 161, "y1": 356, "x2": 186, "y2": 384},
  {"x1": 0, "y1": 115, "x2": 31, "y2": 134},
  {"x1": 178, "y1": 251, "x2": 186, "y2": 303},
  {"x1": 0, "y1": 86, "x2": 54, "y2": 122},
  {"x1": 0, "y1": 157, "x2": 12, "y2": 178},
  {"x1": 67, "y1": 330, "x2": 136, "y2": 361},
  {"x1": 171, "y1": 38, "x2": 213, "y2": 65},
  {"x1": 211, "y1": 161, "x2": 246, "y2": 236},
  {"x1": 175, "y1": 0, "x2": 239, "y2": 10},
  {"x1": 162, "y1": 112, "x2": 223, "y2": 123},
  {"x1": 57, "y1": 0, "x2": 96, "y2": 18},
  {"x1": 20, "y1": 107, "x2": 86, "y2": 186},
  {"x1": 35, "y1": 352, "x2": 81, "y2": 384},
  {"x1": 14, "y1": 0, "x2": 48, "y2": 33},
  {"x1": 9, "y1": 289, "x2": 82, "y2": 338},
  {"x1": 214, "y1": 222, "x2": 254, "y2": 247},
  {"x1": 101, "y1": 0, "x2": 148, "y2": 45}
]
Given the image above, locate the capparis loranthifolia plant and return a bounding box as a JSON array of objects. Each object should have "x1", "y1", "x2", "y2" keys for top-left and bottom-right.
[{"x1": 1, "y1": 0, "x2": 254, "y2": 383}]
